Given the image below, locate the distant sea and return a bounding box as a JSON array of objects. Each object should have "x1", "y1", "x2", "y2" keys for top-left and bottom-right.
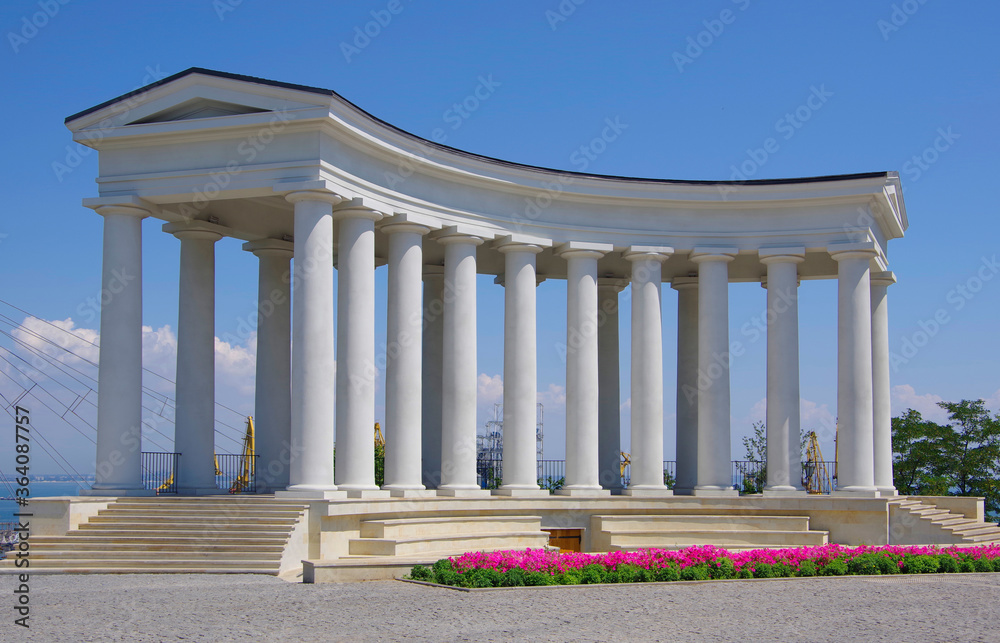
[{"x1": 0, "y1": 481, "x2": 89, "y2": 525}]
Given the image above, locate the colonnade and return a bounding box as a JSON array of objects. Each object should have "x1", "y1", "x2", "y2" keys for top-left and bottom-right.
[{"x1": 87, "y1": 194, "x2": 897, "y2": 499}]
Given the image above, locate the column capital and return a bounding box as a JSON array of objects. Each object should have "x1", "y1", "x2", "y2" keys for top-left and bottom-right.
[
  {"x1": 333, "y1": 198, "x2": 384, "y2": 223},
  {"x1": 690, "y1": 246, "x2": 738, "y2": 263},
  {"x1": 624, "y1": 245, "x2": 674, "y2": 262},
  {"x1": 242, "y1": 238, "x2": 294, "y2": 258},
  {"x1": 283, "y1": 188, "x2": 345, "y2": 207},
  {"x1": 671, "y1": 276, "x2": 699, "y2": 291},
  {"x1": 494, "y1": 273, "x2": 546, "y2": 287},
  {"x1": 597, "y1": 276, "x2": 628, "y2": 292},
  {"x1": 759, "y1": 246, "x2": 805, "y2": 265},
  {"x1": 494, "y1": 233, "x2": 551, "y2": 254},
  {"x1": 430, "y1": 225, "x2": 488, "y2": 246},
  {"x1": 828, "y1": 241, "x2": 878, "y2": 262},
  {"x1": 870, "y1": 271, "x2": 897, "y2": 287},
  {"x1": 162, "y1": 219, "x2": 229, "y2": 242},
  {"x1": 379, "y1": 212, "x2": 437, "y2": 235},
  {"x1": 556, "y1": 241, "x2": 614, "y2": 260},
  {"x1": 84, "y1": 195, "x2": 154, "y2": 219}
]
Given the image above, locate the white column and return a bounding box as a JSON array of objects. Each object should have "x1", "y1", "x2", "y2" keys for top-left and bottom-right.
[
  {"x1": 332, "y1": 204, "x2": 387, "y2": 498},
  {"x1": 557, "y1": 242, "x2": 612, "y2": 497},
  {"x1": 421, "y1": 265, "x2": 445, "y2": 489},
  {"x1": 671, "y1": 276, "x2": 698, "y2": 495},
  {"x1": 86, "y1": 204, "x2": 152, "y2": 496},
  {"x1": 691, "y1": 247, "x2": 739, "y2": 497},
  {"x1": 830, "y1": 243, "x2": 880, "y2": 496},
  {"x1": 243, "y1": 239, "x2": 293, "y2": 493},
  {"x1": 597, "y1": 279, "x2": 626, "y2": 491},
  {"x1": 760, "y1": 248, "x2": 806, "y2": 496},
  {"x1": 382, "y1": 217, "x2": 434, "y2": 497},
  {"x1": 434, "y1": 228, "x2": 490, "y2": 497},
  {"x1": 623, "y1": 246, "x2": 673, "y2": 497},
  {"x1": 284, "y1": 191, "x2": 343, "y2": 496},
  {"x1": 164, "y1": 221, "x2": 227, "y2": 495},
  {"x1": 872, "y1": 271, "x2": 897, "y2": 496}
]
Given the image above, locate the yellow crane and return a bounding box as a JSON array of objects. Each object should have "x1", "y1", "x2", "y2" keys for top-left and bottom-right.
[
  {"x1": 803, "y1": 431, "x2": 832, "y2": 494},
  {"x1": 225, "y1": 416, "x2": 256, "y2": 493}
]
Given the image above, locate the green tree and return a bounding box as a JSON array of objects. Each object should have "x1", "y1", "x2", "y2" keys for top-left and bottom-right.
[{"x1": 891, "y1": 409, "x2": 951, "y2": 496}]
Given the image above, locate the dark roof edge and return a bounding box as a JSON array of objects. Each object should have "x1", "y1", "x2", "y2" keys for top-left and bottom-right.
[{"x1": 64, "y1": 67, "x2": 891, "y2": 188}]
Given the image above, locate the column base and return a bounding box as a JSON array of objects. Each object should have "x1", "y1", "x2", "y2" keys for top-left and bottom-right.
[
  {"x1": 80, "y1": 488, "x2": 156, "y2": 497},
  {"x1": 343, "y1": 489, "x2": 391, "y2": 499},
  {"x1": 387, "y1": 488, "x2": 438, "y2": 498},
  {"x1": 276, "y1": 489, "x2": 347, "y2": 500},
  {"x1": 691, "y1": 488, "x2": 740, "y2": 497},
  {"x1": 436, "y1": 488, "x2": 493, "y2": 498},
  {"x1": 492, "y1": 488, "x2": 551, "y2": 498},
  {"x1": 175, "y1": 487, "x2": 227, "y2": 496},
  {"x1": 763, "y1": 488, "x2": 808, "y2": 498},
  {"x1": 555, "y1": 488, "x2": 612, "y2": 497},
  {"x1": 831, "y1": 489, "x2": 882, "y2": 498},
  {"x1": 876, "y1": 486, "x2": 898, "y2": 497},
  {"x1": 622, "y1": 488, "x2": 674, "y2": 498}
]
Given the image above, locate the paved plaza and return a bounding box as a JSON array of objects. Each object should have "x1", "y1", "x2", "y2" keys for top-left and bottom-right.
[{"x1": 7, "y1": 573, "x2": 999, "y2": 642}]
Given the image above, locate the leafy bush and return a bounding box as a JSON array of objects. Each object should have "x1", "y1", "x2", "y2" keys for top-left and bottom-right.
[
  {"x1": 679, "y1": 564, "x2": 710, "y2": 581},
  {"x1": 654, "y1": 565, "x2": 680, "y2": 582},
  {"x1": 973, "y1": 557, "x2": 993, "y2": 573},
  {"x1": 710, "y1": 557, "x2": 737, "y2": 580},
  {"x1": 409, "y1": 565, "x2": 432, "y2": 581},
  {"x1": 580, "y1": 563, "x2": 606, "y2": 584},
  {"x1": 617, "y1": 564, "x2": 639, "y2": 584},
  {"x1": 796, "y1": 560, "x2": 817, "y2": 577},
  {"x1": 848, "y1": 552, "x2": 885, "y2": 575},
  {"x1": 902, "y1": 554, "x2": 940, "y2": 574},
  {"x1": 752, "y1": 563, "x2": 775, "y2": 579},
  {"x1": 936, "y1": 555, "x2": 958, "y2": 573},
  {"x1": 958, "y1": 559, "x2": 976, "y2": 573},
  {"x1": 500, "y1": 567, "x2": 526, "y2": 587},
  {"x1": 524, "y1": 571, "x2": 556, "y2": 586},
  {"x1": 820, "y1": 558, "x2": 848, "y2": 576}
]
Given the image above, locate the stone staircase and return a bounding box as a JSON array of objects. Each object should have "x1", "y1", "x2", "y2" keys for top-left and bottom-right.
[
  {"x1": 889, "y1": 498, "x2": 1000, "y2": 545},
  {"x1": 346, "y1": 515, "x2": 550, "y2": 558},
  {"x1": 11, "y1": 496, "x2": 308, "y2": 574},
  {"x1": 591, "y1": 514, "x2": 829, "y2": 551}
]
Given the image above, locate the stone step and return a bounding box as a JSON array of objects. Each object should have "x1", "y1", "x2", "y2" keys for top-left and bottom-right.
[
  {"x1": 30, "y1": 540, "x2": 285, "y2": 552},
  {"x1": 16, "y1": 558, "x2": 279, "y2": 570},
  {"x1": 911, "y1": 508, "x2": 951, "y2": 517},
  {"x1": 930, "y1": 516, "x2": 979, "y2": 527},
  {"x1": 607, "y1": 529, "x2": 829, "y2": 548},
  {"x1": 113, "y1": 499, "x2": 306, "y2": 508},
  {"x1": 29, "y1": 550, "x2": 283, "y2": 561},
  {"x1": 0, "y1": 565, "x2": 277, "y2": 575},
  {"x1": 87, "y1": 515, "x2": 298, "y2": 526},
  {"x1": 951, "y1": 525, "x2": 1000, "y2": 537},
  {"x1": 592, "y1": 514, "x2": 813, "y2": 532},
  {"x1": 962, "y1": 531, "x2": 1000, "y2": 542},
  {"x1": 97, "y1": 508, "x2": 303, "y2": 519},
  {"x1": 75, "y1": 526, "x2": 291, "y2": 537},
  {"x1": 348, "y1": 532, "x2": 549, "y2": 557},
  {"x1": 360, "y1": 516, "x2": 542, "y2": 539}
]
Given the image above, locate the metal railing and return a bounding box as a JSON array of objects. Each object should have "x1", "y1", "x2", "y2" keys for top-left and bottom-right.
[
  {"x1": 141, "y1": 451, "x2": 178, "y2": 494},
  {"x1": 215, "y1": 454, "x2": 258, "y2": 494}
]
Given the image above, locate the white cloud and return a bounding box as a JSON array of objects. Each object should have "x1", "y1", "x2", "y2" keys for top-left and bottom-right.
[
  {"x1": 477, "y1": 373, "x2": 503, "y2": 405},
  {"x1": 985, "y1": 388, "x2": 1000, "y2": 411},
  {"x1": 620, "y1": 397, "x2": 631, "y2": 412},
  {"x1": 537, "y1": 383, "x2": 565, "y2": 408},
  {"x1": 891, "y1": 384, "x2": 948, "y2": 423}
]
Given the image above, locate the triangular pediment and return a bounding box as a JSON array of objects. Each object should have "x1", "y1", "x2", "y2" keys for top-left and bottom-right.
[{"x1": 128, "y1": 98, "x2": 270, "y2": 124}]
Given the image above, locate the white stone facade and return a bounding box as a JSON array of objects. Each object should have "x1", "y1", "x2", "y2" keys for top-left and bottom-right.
[{"x1": 67, "y1": 68, "x2": 907, "y2": 499}]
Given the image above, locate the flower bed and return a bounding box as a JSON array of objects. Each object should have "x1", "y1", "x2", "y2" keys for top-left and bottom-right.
[{"x1": 408, "y1": 544, "x2": 1000, "y2": 588}]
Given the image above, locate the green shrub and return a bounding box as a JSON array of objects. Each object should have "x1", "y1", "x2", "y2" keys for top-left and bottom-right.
[
  {"x1": 617, "y1": 564, "x2": 639, "y2": 584},
  {"x1": 500, "y1": 567, "x2": 526, "y2": 587},
  {"x1": 603, "y1": 569, "x2": 621, "y2": 583},
  {"x1": 580, "y1": 564, "x2": 606, "y2": 584},
  {"x1": 772, "y1": 563, "x2": 793, "y2": 578},
  {"x1": 936, "y1": 555, "x2": 958, "y2": 573},
  {"x1": 679, "y1": 564, "x2": 711, "y2": 581},
  {"x1": 958, "y1": 559, "x2": 976, "y2": 573},
  {"x1": 972, "y1": 557, "x2": 993, "y2": 573},
  {"x1": 463, "y1": 568, "x2": 496, "y2": 588},
  {"x1": 634, "y1": 568, "x2": 653, "y2": 583},
  {"x1": 524, "y1": 571, "x2": 556, "y2": 586},
  {"x1": 432, "y1": 559, "x2": 454, "y2": 575},
  {"x1": 556, "y1": 569, "x2": 582, "y2": 585},
  {"x1": 902, "y1": 554, "x2": 939, "y2": 574},
  {"x1": 847, "y1": 552, "x2": 884, "y2": 576},
  {"x1": 435, "y1": 569, "x2": 461, "y2": 586},
  {"x1": 752, "y1": 563, "x2": 775, "y2": 579},
  {"x1": 820, "y1": 558, "x2": 848, "y2": 576},
  {"x1": 738, "y1": 565, "x2": 754, "y2": 579},
  {"x1": 409, "y1": 565, "x2": 432, "y2": 581},
  {"x1": 654, "y1": 565, "x2": 680, "y2": 582},
  {"x1": 710, "y1": 557, "x2": 737, "y2": 580},
  {"x1": 796, "y1": 560, "x2": 817, "y2": 577}
]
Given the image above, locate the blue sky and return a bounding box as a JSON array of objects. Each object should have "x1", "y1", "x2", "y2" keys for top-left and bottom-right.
[{"x1": 0, "y1": 0, "x2": 998, "y2": 477}]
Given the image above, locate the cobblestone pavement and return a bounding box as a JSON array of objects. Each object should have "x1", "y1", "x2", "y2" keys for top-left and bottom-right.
[{"x1": 4, "y1": 573, "x2": 999, "y2": 642}]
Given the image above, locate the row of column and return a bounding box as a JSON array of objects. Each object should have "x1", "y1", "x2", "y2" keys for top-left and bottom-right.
[{"x1": 88, "y1": 193, "x2": 895, "y2": 499}]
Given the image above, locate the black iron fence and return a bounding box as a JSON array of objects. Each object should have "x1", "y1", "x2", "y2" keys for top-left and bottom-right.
[
  {"x1": 140, "y1": 452, "x2": 258, "y2": 494},
  {"x1": 477, "y1": 457, "x2": 836, "y2": 495},
  {"x1": 141, "y1": 451, "x2": 178, "y2": 494}
]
